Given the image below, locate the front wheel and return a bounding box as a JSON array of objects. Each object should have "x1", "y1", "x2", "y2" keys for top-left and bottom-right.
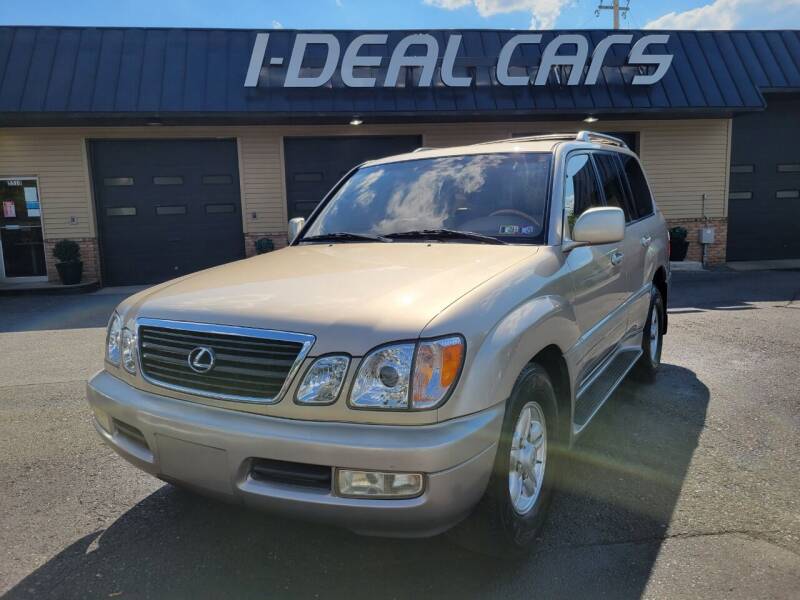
[
  {"x1": 448, "y1": 363, "x2": 559, "y2": 556},
  {"x1": 632, "y1": 285, "x2": 664, "y2": 383}
]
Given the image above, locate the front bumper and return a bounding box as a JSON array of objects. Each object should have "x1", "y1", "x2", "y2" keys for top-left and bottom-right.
[{"x1": 87, "y1": 370, "x2": 502, "y2": 537}]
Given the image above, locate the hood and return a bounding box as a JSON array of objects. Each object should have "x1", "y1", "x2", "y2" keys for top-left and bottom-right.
[{"x1": 130, "y1": 243, "x2": 538, "y2": 355}]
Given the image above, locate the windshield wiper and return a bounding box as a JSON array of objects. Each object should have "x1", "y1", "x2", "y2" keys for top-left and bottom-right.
[
  {"x1": 385, "y1": 229, "x2": 508, "y2": 245},
  {"x1": 301, "y1": 232, "x2": 392, "y2": 243}
]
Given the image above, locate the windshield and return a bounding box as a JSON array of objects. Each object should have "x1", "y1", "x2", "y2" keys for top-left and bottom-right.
[{"x1": 301, "y1": 152, "x2": 552, "y2": 244}]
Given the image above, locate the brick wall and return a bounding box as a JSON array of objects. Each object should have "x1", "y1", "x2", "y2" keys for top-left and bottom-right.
[
  {"x1": 666, "y1": 217, "x2": 728, "y2": 265},
  {"x1": 44, "y1": 238, "x2": 100, "y2": 284},
  {"x1": 244, "y1": 233, "x2": 289, "y2": 258}
]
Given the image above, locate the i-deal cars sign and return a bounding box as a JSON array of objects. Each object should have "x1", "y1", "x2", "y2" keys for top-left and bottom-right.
[{"x1": 244, "y1": 32, "x2": 673, "y2": 88}]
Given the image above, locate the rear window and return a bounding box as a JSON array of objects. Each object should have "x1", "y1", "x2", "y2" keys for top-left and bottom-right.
[{"x1": 619, "y1": 154, "x2": 654, "y2": 218}]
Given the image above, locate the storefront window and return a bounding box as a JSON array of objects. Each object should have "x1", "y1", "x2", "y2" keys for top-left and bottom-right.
[{"x1": 0, "y1": 178, "x2": 46, "y2": 278}]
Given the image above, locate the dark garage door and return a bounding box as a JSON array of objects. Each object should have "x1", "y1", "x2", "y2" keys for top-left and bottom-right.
[
  {"x1": 284, "y1": 135, "x2": 422, "y2": 219},
  {"x1": 728, "y1": 94, "x2": 800, "y2": 261},
  {"x1": 91, "y1": 139, "x2": 245, "y2": 286}
]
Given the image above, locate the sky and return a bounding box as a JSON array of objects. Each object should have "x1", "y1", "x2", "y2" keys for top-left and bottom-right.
[{"x1": 1, "y1": 0, "x2": 799, "y2": 31}]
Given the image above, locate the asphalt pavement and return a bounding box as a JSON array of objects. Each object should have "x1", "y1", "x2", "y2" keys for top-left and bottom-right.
[{"x1": 1, "y1": 270, "x2": 798, "y2": 599}]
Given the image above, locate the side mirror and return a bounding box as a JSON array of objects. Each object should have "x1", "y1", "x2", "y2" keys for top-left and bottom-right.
[
  {"x1": 288, "y1": 217, "x2": 305, "y2": 244},
  {"x1": 571, "y1": 207, "x2": 625, "y2": 246}
]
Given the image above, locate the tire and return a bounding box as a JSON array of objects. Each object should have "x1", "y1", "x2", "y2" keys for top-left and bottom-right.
[
  {"x1": 632, "y1": 285, "x2": 664, "y2": 383},
  {"x1": 448, "y1": 363, "x2": 560, "y2": 557}
]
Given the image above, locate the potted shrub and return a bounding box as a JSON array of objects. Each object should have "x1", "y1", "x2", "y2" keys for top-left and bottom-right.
[
  {"x1": 254, "y1": 237, "x2": 275, "y2": 255},
  {"x1": 669, "y1": 226, "x2": 690, "y2": 261},
  {"x1": 52, "y1": 240, "x2": 83, "y2": 285}
]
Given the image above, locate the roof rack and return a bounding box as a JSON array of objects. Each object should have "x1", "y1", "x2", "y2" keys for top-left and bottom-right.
[
  {"x1": 476, "y1": 131, "x2": 629, "y2": 149},
  {"x1": 574, "y1": 131, "x2": 628, "y2": 148}
]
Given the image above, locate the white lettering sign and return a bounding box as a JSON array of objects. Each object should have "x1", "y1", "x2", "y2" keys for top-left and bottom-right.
[{"x1": 244, "y1": 32, "x2": 673, "y2": 88}]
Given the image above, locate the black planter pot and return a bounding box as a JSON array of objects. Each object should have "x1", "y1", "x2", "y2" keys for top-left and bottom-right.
[
  {"x1": 670, "y1": 239, "x2": 690, "y2": 262},
  {"x1": 55, "y1": 261, "x2": 83, "y2": 285}
]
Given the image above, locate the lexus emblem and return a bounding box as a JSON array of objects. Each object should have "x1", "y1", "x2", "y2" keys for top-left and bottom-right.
[{"x1": 187, "y1": 346, "x2": 216, "y2": 373}]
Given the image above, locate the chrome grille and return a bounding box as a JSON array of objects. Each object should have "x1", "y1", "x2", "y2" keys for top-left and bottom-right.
[{"x1": 137, "y1": 318, "x2": 315, "y2": 403}]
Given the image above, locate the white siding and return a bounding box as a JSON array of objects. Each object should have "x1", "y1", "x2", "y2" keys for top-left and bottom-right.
[{"x1": 0, "y1": 118, "x2": 731, "y2": 243}]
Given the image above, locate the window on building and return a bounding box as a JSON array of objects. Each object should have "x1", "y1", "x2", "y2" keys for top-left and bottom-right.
[
  {"x1": 729, "y1": 192, "x2": 752, "y2": 200},
  {"x1": 594, "y1": 153, "x2": 633, "y2": 222},
  {"x1": 106, "y1": 207, "x2": 137, "y2": 216},
  {"x1": 104, "y1": 177, "x2": 134, "y2": 186},
  {"x1": 730, "y1": 165, "x2": 754, "y2": 174},
  {"x1": 619, "y1": 154, "x2": 654, "y2": 218},
  {"x1": 155, "y1": 205, "x2": 187, "y2": 215},
  {"x1": 777, "y1": 164, "x2": 800, "y2": 173},
  {"x1": 564, "y1": 153, "x2": 602, "y2": 236},
  {"x1": 153, "y1": 176, "x2": 183, "y2": 185},
  {"x1": 776, "y1": 190, "x2": 799, "y2": 199}
]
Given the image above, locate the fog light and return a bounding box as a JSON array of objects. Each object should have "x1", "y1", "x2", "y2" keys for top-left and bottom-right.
[{"x1": 336, "y1": 469, "x2": 423, "y2": 499}]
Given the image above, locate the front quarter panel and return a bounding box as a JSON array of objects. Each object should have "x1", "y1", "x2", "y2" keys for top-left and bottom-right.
[{"x1": 426, "y1": 248, "x2": 580, "y2": 422}]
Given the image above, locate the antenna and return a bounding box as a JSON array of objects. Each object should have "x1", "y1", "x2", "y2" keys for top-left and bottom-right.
[{"x1": 596, "y1": 0, "x2": 630, "y2": 29}]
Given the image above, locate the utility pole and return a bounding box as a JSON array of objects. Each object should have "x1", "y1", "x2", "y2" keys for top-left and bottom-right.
[{"x1": 596, "y1": 0, "x2": 630, "y2": 29}]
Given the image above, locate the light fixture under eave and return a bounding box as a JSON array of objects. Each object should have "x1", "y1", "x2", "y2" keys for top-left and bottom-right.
[
  {"x1": 583, "y1": 116, "x2": 599, "y2": 123},
  {"x1": 350, "y1": 117, "x2": 363, "y2": 126}
]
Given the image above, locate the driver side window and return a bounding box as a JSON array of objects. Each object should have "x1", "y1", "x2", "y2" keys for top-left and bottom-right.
[{"x1": 564, "y1": 154, "x2": 602, "y2": 238}]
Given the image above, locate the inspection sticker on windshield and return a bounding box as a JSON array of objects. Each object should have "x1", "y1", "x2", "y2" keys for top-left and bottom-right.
[{"x1": 499, "y1": 225, "x2": 520, "y2": 234}]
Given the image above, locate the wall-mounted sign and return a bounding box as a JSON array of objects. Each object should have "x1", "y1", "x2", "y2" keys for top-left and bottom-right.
[{"x1": 245, "y1": 32, "x2": 672, "y2": 89}]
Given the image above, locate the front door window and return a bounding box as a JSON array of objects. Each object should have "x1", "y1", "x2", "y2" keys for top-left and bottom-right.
[{"x1": 0, "y1": 178, "x2": 46, "y2": 278}]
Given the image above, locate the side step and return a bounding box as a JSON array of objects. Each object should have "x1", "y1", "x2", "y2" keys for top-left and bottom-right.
[{"x1": 573, "y1": 348, "x2": 642, "y2": 433}]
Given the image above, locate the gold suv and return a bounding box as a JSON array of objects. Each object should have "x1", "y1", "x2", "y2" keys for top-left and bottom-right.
[{"x1": 88, "y1": 131, "x2": 669, "y2": 553}]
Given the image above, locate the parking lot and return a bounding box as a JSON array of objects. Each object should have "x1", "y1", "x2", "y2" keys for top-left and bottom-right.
[{"x1": 1, "y1": 269, "x2": 799, "y2": 599}]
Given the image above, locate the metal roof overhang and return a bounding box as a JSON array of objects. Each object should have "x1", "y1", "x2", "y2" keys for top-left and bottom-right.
[
  {"x1": 0, "y1": 106, "x2": 754, "y2": 127},
  {"x1": 0, "y1": 27, "x2": 798, "y2": 127}
]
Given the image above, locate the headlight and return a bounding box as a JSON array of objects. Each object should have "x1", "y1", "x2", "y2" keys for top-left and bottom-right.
[
  {"x1": 295, "y1": 355, "x2": 349, "y2": 405},
  {"x1": 411, "y1": 336, "x2": 465, "y2": 409},
  {"x1": 106, "y1": 313, "x2": 122, "y2": 365},
  {"x1": 121, "y1": 328, "x2": 137, "y2": 374},
  {"x1": 350, "y1": 343, "x2": 414, "y2": 409},
  {"x1": 349, "y1": 336, "x2": 465, "y2": 410}
]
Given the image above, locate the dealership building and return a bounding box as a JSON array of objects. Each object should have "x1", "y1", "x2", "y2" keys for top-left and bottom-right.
[{"x1": 0, "y1": 26, "x2": 798, "y2": 286}]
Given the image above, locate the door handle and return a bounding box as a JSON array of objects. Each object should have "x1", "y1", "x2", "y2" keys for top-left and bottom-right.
[
  {"x1": 611, "y1": 251, "x2": 624, "y2": 266},
  {"x1": 641, "y1": 235, "x2": 652, "y2": 247}
]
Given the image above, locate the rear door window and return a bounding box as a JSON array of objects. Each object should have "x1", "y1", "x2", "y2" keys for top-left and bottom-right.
[
  {"x1": 618, "y1": 154, "x2": 654, "y2": 219},
  {"x1": 594, "y1": 153, "x2": 634, "y2": 222}
]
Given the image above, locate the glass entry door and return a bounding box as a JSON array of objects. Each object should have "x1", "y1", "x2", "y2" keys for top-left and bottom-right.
[{"x1": 0, "y1": 178, "x2": 46, "y2": 279}]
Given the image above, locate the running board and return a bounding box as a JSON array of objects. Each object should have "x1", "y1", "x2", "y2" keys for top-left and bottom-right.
[{"x1": 573, "y1": 347, "x2": 642, "y2": 434}]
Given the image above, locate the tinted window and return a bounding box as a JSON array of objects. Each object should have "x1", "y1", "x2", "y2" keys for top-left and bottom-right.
[
  {"x1": 104, "y1": 177, "x2": 133, "y2": 186},
  {"x1": 155, "y1": 205, "x2": 187, "y2": 215},
  {"x1": 153, "y1": 176, "x2": 183, "y2": 185},
  {"x1": 619, "y1": 155, "x2": 654, "y2": 218},
  {"x1": 303, "y1": 153, "x2": 552, "y2": 244},
  {"x1": 595, "y1": 154, "x2": 632, "y2": 222},
  {"x1": 564, "y1": 154, "x2": 602, "y2": 236},
  {"x1": 106, "y1": 207, "x2": 136, "y2": 216}
]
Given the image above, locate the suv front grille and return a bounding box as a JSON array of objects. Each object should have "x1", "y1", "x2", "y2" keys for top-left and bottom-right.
[{"x1": 137, "y1": 319, "x2": 315, "y2": 403}]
